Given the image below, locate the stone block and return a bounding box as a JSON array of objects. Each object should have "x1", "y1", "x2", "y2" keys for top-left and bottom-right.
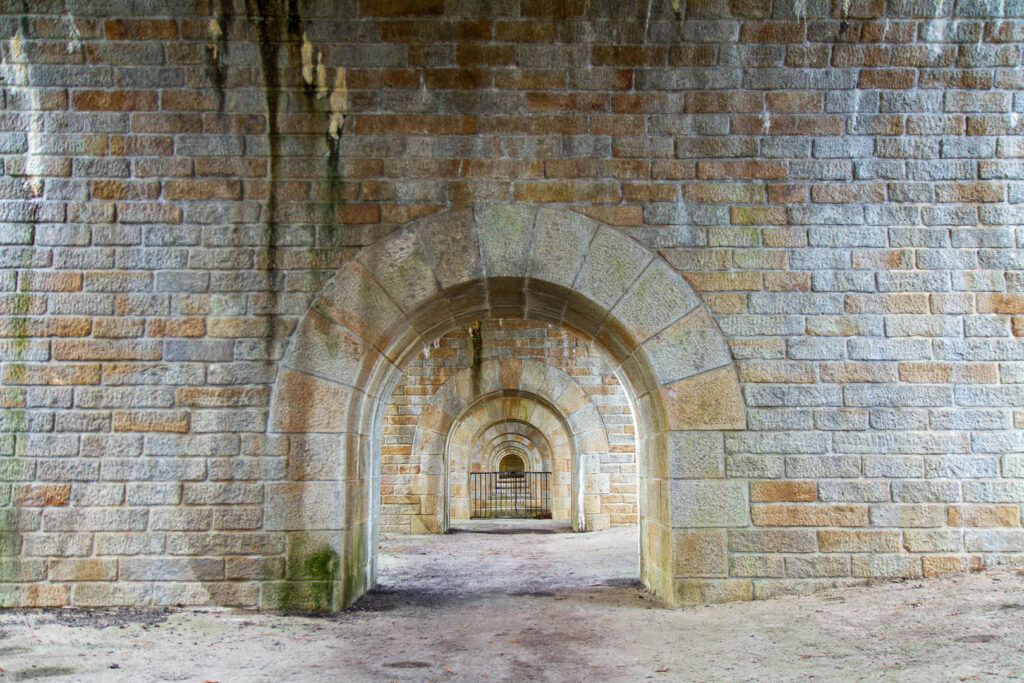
[
  {"x1": 266, "y1": 482, "x2": 347, "y2": 531},
  {"x1": 729, "y1": 555, "x2": 785, "y2": 578},
  {"x1": 47, "y1": 558, "x2": 117, "y2": 582},
  {"x1": 750, "y1": 480, "x2": 817, "y2": 503},
  {"x1": 475, "y1": 204, "x2": 534, "y2": 278},
  {"x1": 660, "y1": 366, "x2": 746, "y2": 431},
  {"x1": 668, "y1": 431, "x2": 725, "y2": 478},
  {"x1": 270, "y1": 370, "x2": 351, "y2": 433},
  {"x1": 416, "y1": 208, "x2": 483, "y2": 289},
  {"x1": 358, "y1": 226, "x2": 440, "y2": 312},
  {"x1": 675, "y1": 578, "x2": 752, "y2": 604},
  {"x1": 610, "y1": 259, "x2": 701, "y2": 347},
  {"x1": 922, "y1": 556, "x2": 978, "y2": 578},
  {"x1": 642, "y1": 307, "x2": 732, "y2": 384},
  {"x1": 965, "y1": 529, "x2": 1024, "y2": 552},
  {"x1": 673, "y1": 529, "x2": 728, "y2": 577},
  {"x1": 947, "y1": 504, "x2": 1019, "y2": 527},
  {"x1": 818, "y1": 530, "x2": 901, "y2": 552},
  {"x1": 785, "y1": 555, "x2": 851, "y2": 578},
  {"x1": 573, "y1": 226, "x2": 652, "y2": 312},
  {"x1": 315, "y1": 261, "x2": 406, "y2": 352},
  {"x1": 120, "y1": 558, "x2": 224, "y2": 582},
  {"x1": 903, "y1": 529, "x2": 963, "y2": 553},
  {"x1": 751, "y1": 504, "x2": 868, "y2": 527},
  {"x1": 670, "y1": 480, "x2": 748, "y2": 527},
  {"x1": 851, "y1": 554, "x2": 922, "y2": 578}
]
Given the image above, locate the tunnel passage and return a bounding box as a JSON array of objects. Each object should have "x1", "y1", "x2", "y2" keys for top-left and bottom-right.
[
  {"x1": 389, "y1": 351, "x2": 627, "y2": 534},
  {"x1": 265, "y1": 204, "x2": 746, "y2": 610}
]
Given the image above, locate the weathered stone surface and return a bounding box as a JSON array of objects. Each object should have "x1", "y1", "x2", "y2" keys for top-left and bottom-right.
[
  {"x1": 270, "y1": 370, "x2": 351, "y2": 434},
  {"x1": 642, "y1": 307, "x2": 733, "y2": 384},
  {"x1": 661, "y1": 366, "x2": 747, "y2": 430},
  {"x1": 3, "y1": 2, "x2": 1024, "y2": 612},
  {"x1": 671, "y1": 480, "x2": 749, "y2": 527}
]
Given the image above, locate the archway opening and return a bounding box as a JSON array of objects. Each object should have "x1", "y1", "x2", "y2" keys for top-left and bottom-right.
[
  {"x1": 376, "y1": 316, "x2": 641, "y2": 599},
  {"x1": 266, "y1": 205, "x2": 746, "y2": 611},
  {"x1": 498, "y1": 454, "x2": 525, "y2": 473}
]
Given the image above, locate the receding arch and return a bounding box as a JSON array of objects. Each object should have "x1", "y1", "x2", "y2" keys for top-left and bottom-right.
[
  {"x1": 265, "y1": 204, "x2": 747, "y2": 610},
  {"x1": 405, "y1": 358, "x2": 619, "y2": 534},
  {"x1": 447, "y1": 392, "x2": 574, "y2": 527}
]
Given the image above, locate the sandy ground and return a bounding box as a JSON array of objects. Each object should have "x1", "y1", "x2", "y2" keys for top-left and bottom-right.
[{"x1": 3, "y1": 521, "x2": 1024, "y2": 681}]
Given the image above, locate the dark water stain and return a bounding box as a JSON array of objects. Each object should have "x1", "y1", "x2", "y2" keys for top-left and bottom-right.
[
  {"x1": 384, "y1": 661, "x2": 432, "y2": 669},
  {"x1": 205, "y1": 0, "x2": 233, "y2": 111},
  {"x1": 11, "y1": 667, "x2": 77, "y2": 680}
]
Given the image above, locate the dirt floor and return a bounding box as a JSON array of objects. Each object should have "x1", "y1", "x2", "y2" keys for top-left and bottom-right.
[{"x1": 3, "y1": 521, "x2": 1024, "y2": 681}]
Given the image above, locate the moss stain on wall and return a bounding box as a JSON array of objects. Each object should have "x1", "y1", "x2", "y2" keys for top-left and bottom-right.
[{"x1": 245, "y1": 1, "x2": 359, "y2": 612}]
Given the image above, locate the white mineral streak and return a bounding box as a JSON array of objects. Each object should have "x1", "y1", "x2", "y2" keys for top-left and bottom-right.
[
  {"x1": 206, "y1": 17, "x2": 223, "y2": 60},
  {"x1": 2, "y1": 32, "x2": 43, "y2": 198},
  {"x1": 329, "y1": 67, "x2": 348, "y2": 140},
  {"x1": 301, "y1": 32, "x2": 315, "y2": 86}
]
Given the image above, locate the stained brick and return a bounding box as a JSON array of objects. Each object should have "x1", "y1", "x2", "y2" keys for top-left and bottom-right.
[
  {"x1": 72, "y1": 90, "x2": 157, "y2": 111},
  {"x1": 750, "y1": 481, "x2": 817, "y2": 503}
]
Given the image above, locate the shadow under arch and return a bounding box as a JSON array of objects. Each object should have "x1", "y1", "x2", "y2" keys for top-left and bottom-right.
[{"x1": 265, "y1": 204, "x2": 747, "y2": 610}]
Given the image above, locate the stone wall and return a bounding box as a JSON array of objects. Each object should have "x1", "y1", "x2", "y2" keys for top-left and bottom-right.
[{"x1": 0, "y1": 0, "x2": 1023, "y2": 608}]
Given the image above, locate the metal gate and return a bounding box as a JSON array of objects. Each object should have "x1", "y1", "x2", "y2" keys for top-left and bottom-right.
[{"x1": 470, "y1": 472, "x2": 551, "y2": 519}]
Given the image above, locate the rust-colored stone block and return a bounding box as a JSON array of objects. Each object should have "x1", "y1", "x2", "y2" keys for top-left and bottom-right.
[
  {"x1": 573, "y1": 205, "x2": 643, "y2": 226},
  {"x1": 977, "y1": 294, "x2": 1024, "y2": 314},
  {"x1": 14, "y1": 484, "x2": 71, "y2": 507},
  {"x1": 71, "y1": 90, "x2": 157, "y2": 111},
  {"x1": 947, "y1": 505, "x2": 1020, "y2": 527},
  {"x1": 922, "y1": 555, "x2": 982, "y2": 578},
  {"x1": 859, "y1": 68, "x2": 917, "y2": 89},
  {"x1": 751, "y1": 504, "x2": 868, "y2": 527},
  {"x1": 358, "y1": 0, "x2": 444, "y2": 16},
  {"x1": 750, "y1": 481, "x2": 817, "y2": 503},
  {"x1": 766, "y1": 92, "x2": 823, "y2": 113},
  {"x1": 113, "y1": 410, "x2": 190, "y2": 433},
  {"x1": 740, "y1": 21, "x2": 805, "y2": 43},
  {"x1": 456, "y1": 44, "x2": 516, "y2": 66},
  {"x1": 592, "y1": 46, "x2": 668, "y2": 67},
  {"x1": 104, "y1": 19, "x2": 178, "y2": 40},
  {"x1": 147, "y1": 318, "x2": 205, "y2": 338}
]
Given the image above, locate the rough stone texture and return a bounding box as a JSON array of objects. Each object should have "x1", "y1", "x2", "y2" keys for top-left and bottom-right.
[{"x1": 0, "y1": 1, "x2": 1022, "y2": 609}]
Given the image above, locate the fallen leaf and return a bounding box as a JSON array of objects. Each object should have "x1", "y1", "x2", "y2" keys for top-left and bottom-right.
[{"x1": 446, "y1": 667, "x2": 455, "y2": 674}]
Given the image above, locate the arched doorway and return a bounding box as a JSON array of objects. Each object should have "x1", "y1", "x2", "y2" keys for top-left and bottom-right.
[
  {"x1": 498, "y1": 453, "x2": 526, "y2": 473},
  {"x1": 265, "y1": 205, "x2": 746, "y2": 610}
]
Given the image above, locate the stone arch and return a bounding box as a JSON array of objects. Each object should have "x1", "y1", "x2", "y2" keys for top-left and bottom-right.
[
  {"x1": 265, "y1": 204, "x2": 746, "y2": 610},
  {"x1": 448, "y1": 393, "x2": 577, "y2": 528},
  {"x1": 449, "y1": 395, "x2": 571, "y2": 524},
  {"x1": 405, "y1": 358, "x2": 617, "y2": 534}
]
